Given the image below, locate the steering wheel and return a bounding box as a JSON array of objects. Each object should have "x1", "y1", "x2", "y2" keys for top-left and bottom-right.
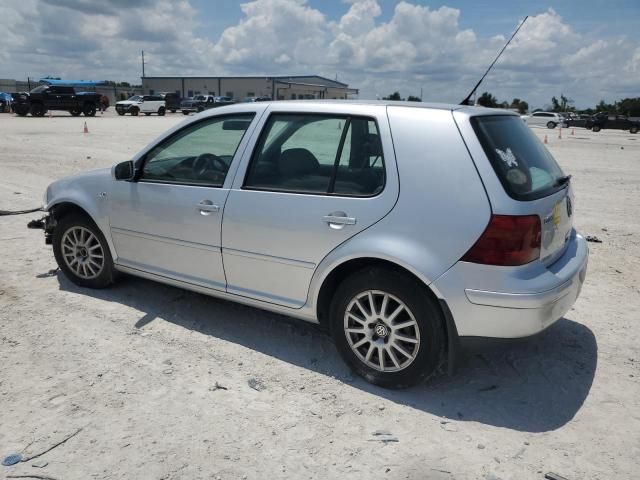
[{"x1": 192, "y1": 153, "x2": 227, "y2": 178}]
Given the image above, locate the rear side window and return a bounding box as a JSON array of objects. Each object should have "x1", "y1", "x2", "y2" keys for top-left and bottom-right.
[
  {"x1": 471, "y1": 115, "x2": 564, "y2": 200},
  {"x1": 244, "y1": 114, "x2": 385, "y2": 196}
]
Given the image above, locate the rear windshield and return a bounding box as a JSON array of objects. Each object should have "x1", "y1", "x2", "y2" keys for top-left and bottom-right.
[{"x1": 471, "y1": 115, "x2": 565, "y2": 200}]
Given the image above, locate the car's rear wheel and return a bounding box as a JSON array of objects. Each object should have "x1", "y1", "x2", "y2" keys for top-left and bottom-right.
[
  {"x1": 546, "y1": 121, "x2": 556, "y2": 129},
  {"x1": 171, "y1": 109, "x2": 176, "y2": 113},
  {"x1": 182, "y1": 110, "x2": 189, "y2": 115},
  {"x1": 130, "y1": 107, "x2": 139, "y2": 116},
  {"x1": 30, "y1": 103, "x2": 46, "y2": 117},
  {"x1": 70, "y1": 109, "x2": 81, "y2": 116},
  {"x1": 592, "y1": 125, "x2": 601, "y2": 132},
  {"x1": 52, "y1": 213, "x2": 116, "y2": 289},
  {"x1": 158, "y1": 107, "x2": 165, "y2": 116},
  {"x1": 330, "y1": 267, "x2": 444, "y2": 388},
  {"x1": 83, "y1": 103, "x2": 96, "y2": 116},
  {"x1": 630, "y1": 125, "x2": 638, "y2": 134}
]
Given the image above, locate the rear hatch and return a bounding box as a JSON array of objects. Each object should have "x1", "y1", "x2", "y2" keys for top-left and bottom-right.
[{"x1": 470, "y1": 115, "x2": 573, "y2": 266}]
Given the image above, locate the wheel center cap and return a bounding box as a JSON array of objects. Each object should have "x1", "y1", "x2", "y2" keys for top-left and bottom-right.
[{"x1": 374, "y1": 323, "x2": 389, "y2": 338}]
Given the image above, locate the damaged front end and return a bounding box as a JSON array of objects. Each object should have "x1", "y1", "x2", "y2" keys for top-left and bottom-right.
[{"x1": 27, "y1": 212, "x2": 57, "y2": 245}]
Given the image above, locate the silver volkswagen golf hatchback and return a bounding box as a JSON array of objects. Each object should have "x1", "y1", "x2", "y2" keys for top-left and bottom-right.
[{"x1": 36, "y1": 100, "x2": 588, "y2": 388}]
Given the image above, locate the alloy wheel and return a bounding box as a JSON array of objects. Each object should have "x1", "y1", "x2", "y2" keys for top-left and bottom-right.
[
  {"x1": 343, "y1": 290, "x2": 421, "y2": 372},
  {"x1": 61, "y1": 226, "x2": 105, "y2": 279}
]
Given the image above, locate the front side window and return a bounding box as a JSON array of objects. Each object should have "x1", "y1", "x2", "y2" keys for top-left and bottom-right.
[
  {"x1": 140, "y1": 114, "x2": 255, "y2": 187},
  {"x1": 244, "y1": 114, "x2": 385, "y2": 196},
  {"x1": 472, "y1": 115, "x2": 564, "y2": 200}
]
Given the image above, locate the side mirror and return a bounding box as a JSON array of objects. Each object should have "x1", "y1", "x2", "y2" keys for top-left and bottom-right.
[{"x1": 114, "y1": 160, "x2": 135, "y2": 181}]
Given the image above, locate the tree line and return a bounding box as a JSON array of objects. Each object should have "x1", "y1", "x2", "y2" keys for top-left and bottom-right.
[{"x1": 476, "y1": 91, "x2": 640, "y2": 116}]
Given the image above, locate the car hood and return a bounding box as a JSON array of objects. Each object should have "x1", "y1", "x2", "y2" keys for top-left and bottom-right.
[
  {"x1": 116, "y1": 100, "x2": 139, "y2": 105},
  {"x1": 45, "y1": 167, "x2": 112, "y2": 209}
]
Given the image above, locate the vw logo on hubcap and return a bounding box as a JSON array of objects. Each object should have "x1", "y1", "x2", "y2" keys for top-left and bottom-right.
[{"x1": 375, "y1": 323, "x2": 389, "y2": 338}]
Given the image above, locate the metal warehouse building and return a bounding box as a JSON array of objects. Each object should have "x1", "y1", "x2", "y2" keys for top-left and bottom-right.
[{"x1": 142, "y1": 75, "x2": 358, "y2": 100}]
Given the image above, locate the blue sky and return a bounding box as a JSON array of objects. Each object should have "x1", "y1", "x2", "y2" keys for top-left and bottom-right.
[{"x1": 2, "y1": 0, "x2": 639, "y2": 108}]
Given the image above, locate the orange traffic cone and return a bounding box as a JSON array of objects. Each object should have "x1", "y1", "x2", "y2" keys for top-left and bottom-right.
[
  {"x1": 558, "y1": 128, "x2": 562, "y2": 139},
  {"x1": 544, "y1": 135, "x2": 548, "y2": 144},
  {"x1": 83, "y1": 122, "x2": 89, "y2": 134}
]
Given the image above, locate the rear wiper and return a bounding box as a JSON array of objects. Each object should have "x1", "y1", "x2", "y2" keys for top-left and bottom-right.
[{"x1": 555, "y1": 174, "x2": 572, "y2": 187}]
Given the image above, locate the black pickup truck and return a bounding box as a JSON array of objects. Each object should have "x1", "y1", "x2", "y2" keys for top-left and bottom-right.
[
  {"x1": 12, "y1": 85, "x2": 102, "y2": 117},
  {"x1": 586, "y1": 113, "x2": 639, "y2": 133}
]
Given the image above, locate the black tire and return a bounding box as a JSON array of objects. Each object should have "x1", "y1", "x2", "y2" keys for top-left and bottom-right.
[
  {"x1": 83, "y1": 103, "x2": 96, "y2": 116},
  {"x1": 630, "y1": 125, "x2": 638, "y2": 134},
  {"x1": 15, "y1": 105, "x2": 29, "y2": 116},
  {"x1": 130, "y1": 107, "x2": 139, "y2": 116},
  {"x1": 70, "y1": 109, "x2": 81, "y2": 116},
  {"x1": 30, "y1": 103, "x2": 46, "y2": 117},
  {"x1": 117, "y1": 110, "x2": 125, "y2": 116},
  {"x1": 329, "y1": 267, "x2": 445, "y2": 388},
  {"x1": 171, "y1": 109, "x2": 176, "y2": 113},
  {"x1": 52, "y1": 213, "x2": 117, "y2": 289},
  {"x1": 546, "y1": 121, "x2": 556, "y2": 129},
  {"x1": 182, "y1": 110, "x2": 189, "y2": 115},
  {"x1": 158, "y1": 107, "x2": 166, "y2": 116},
  {"x1": 592, "y1": 125, "x2": 601, "y2": 132}
]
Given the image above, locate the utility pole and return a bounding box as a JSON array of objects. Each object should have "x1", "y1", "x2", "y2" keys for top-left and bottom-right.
[
  {"x1": 420, "y1": 86, "x2": 423, "y2": 101},
  {"x1": 141, "y1": 50, "x2": 146, "y2": 79}
]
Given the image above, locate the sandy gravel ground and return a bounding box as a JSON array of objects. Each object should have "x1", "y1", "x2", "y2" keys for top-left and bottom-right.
[{"x1": 0, "y1": 110, "x2": 638, "y2": 480}]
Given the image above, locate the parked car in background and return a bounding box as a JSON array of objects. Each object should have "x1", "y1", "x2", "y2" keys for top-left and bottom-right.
[
  {"x1": 34, "y1": 100, "x2": 588, "y2": 388},
  {"x1": 521, "y1": 111, "x2": 567, "y2": 129},
  {"x1": 586, "y1": 113, "x2": 639, "y2": 133},
  {"x1": 115, "y1": 95, "x2": 166, "y2": 116},
  {"x1": 243, "y1": 96, "x2": 272, "y2": 102},
  {"x1": 11, "y1": 85, "x2": 101, "y2": 117},
  {"x1": 0, "y1": 92, "x2": 12, "y2": 112},
  {"x1": 159, "y1": 92, "x2": 181, "y2": 113},
  {"x1": 564, "y1": 114, "x2": 591, "y2": 128},
  {"x1": 181, "y1": 95, "x2": 235, "y2": 114}
]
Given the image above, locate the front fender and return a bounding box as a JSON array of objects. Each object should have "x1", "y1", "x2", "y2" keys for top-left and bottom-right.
[{"x1": 46, "y1": 168, "x2": 115, "y2": 257}]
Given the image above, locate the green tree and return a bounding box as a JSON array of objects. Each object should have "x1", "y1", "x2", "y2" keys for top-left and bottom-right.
[
  {"x1": 383, "y1": 91, "x2": 402, "y2": 101},
  {"x1": 551, "y1": 94, "x2": 574, "y2": 112},
  {"x1": 510, "y1": 98, "x2": 529, "y2": 114},
  {"x1": 407, "y1": 95, "x2": 421, "y2": 102},
  {"x1": 477, "y1": 92, "x2": 498, "y2": 108}
]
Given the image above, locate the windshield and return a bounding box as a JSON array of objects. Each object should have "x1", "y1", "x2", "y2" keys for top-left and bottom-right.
[
  {"x1": 471, "y1": 115, "x2": 565, "y2": 200},
  {"x1": 127, "y1": 95, "x2": 142, "y2": 101},
  {"x1": 30, "y1": 85, "x2": 48, "y2": 94},
  {"x1": 194, "y1": 96, "x2": 206, "y2": 101}
]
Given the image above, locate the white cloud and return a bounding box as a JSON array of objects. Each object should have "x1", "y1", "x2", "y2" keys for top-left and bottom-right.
[{"x1": 0, "y1": 0, "x2": 638, "y2": 107}]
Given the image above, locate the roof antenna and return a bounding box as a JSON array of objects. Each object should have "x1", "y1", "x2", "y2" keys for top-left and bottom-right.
[{"x1": 460, "y1": 15, "x2": 528, "y2": 106}]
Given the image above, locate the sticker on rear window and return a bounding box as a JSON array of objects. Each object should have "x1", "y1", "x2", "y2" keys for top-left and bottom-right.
[{"x1": 495, "y1": 147, "x2": 518, "y2": 167}]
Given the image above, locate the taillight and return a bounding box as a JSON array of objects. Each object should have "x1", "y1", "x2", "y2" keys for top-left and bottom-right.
[{"x1": 461, "y1": 214, "x2": 541, "y2": 266}]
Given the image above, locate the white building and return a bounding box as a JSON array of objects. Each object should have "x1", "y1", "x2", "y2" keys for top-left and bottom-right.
[{"x1": 142, "y1": 75, "x2": 358, "y2": 100}]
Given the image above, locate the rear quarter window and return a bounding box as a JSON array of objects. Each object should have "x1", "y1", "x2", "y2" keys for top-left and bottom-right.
[{"x1": 471, "y1": 115, "x2": 565, "y2": 201}]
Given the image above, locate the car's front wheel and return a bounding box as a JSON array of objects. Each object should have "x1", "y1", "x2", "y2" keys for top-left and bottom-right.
[
  {"x1": 330, "y1": 267, "x2": 444, "y2": 388},
  {"x1": 52, "y1": 213, "x2": 117, "y2": 289},
  {"x1": 158, "y1": 107, "x2": 165, "y2": 116},
  {"x1": 592, "y1": 125, "x2": 601, "y2": 132},
  {"x1": 630, "y1": 125, "x2": 638, "y2": 134},
  {"x1": 546, "y1": 121, "x2": 557, "y2": 129},
  {"x1": 130, "y1": 107, "x2": 139, "y2": 116}
]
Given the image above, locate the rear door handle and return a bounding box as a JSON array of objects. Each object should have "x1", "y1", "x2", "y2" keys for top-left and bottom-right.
[
  {"x1": 198, "y1": 200, "x2": 220, "y2": 215},
  {"x1": 323, "y1": 214, "x2": 356, "y2": 229}
]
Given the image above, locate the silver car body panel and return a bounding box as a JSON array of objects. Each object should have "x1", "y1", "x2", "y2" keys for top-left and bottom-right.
[{"x1": 43, "y1": 100, "x2": 589, "y2": 339}]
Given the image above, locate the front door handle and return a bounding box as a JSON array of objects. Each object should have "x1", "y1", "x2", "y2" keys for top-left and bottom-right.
[
  {"x1": 323, "y1": 213, "x2": 356, "y2": 229},
  {"x1": 198, "y1": 200, "x2": 220, "y2": 215}
]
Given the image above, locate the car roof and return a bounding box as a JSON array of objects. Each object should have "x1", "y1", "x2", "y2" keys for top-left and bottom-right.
[{"x1": 199, "y1": 99, "x2": 519, "y2": 114}]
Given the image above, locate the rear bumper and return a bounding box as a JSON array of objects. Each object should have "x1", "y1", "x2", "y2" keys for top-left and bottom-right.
[{"x1": 432, "y1": 231, "x2": 588, "y2": 339}]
